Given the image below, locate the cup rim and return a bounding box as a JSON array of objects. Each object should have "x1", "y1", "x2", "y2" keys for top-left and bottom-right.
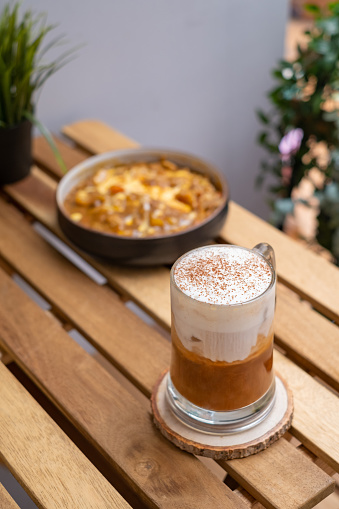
[{"x1": 170, "y1": 244, "x2": 276, "y2": 307}]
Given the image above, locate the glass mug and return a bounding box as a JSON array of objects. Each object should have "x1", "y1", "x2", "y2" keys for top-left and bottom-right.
[{"x1": 166, "y1": 243, "x2": 276, "y2": 434}]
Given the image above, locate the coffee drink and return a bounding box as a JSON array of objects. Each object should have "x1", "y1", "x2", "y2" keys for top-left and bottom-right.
[{"x1": 167, "y1": 244, "x2": 276, "y2": 432}]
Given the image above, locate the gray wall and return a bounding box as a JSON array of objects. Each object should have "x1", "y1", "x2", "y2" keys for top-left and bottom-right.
[{"x1": 23, "y1": 0, "x2": 288, "y2": 219}]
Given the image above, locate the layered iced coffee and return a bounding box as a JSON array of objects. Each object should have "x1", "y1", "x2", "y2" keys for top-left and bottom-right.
[{"x1": 167, "y1": 244, "x2": 276, "y2": 432}]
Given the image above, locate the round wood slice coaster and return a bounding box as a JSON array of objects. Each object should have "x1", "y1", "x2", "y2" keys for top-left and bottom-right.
[{"x1": 151, "y1": 370, "x2": 293, "y2": 460}]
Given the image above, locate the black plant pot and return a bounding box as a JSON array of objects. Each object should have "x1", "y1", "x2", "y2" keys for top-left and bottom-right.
[{"x1": 0, "y1": 120, "x2": 32, "y2": 185}]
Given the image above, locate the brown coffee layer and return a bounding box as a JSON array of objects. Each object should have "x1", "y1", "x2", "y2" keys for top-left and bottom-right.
[{"x1": 170, "y1": 327, "x2": 274, "y2": 411}]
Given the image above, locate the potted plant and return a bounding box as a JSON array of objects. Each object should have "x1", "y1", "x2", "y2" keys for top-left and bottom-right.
[
  {"x1": 257, "y1": 2, "x2": 339, "y2": 265},
  {"x1": 0, "y1": 2, "x2": 75, "y2": 184}
]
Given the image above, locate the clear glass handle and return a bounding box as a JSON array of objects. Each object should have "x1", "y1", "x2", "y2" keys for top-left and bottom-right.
[{"x1": 253, "y1": 243, "x2": 276, "y2": 272}]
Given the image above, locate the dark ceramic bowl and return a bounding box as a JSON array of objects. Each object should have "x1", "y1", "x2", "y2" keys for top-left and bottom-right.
[{"x1": 56, "y1": 148, "x2": 229, "y2": 265}]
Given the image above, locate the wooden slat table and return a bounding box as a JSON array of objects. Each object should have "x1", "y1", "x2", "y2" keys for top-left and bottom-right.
[{"x1": 0, "y1": 120, "x2": 338, "y2": 509}]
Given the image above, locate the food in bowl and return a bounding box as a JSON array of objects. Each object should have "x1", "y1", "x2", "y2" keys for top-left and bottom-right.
[
  {"x1": 63, "y1": 159, "x2": 224, "y2": 238},
  {"x1": 56, "y1": 148, "x2": 229, "y2": 265}
]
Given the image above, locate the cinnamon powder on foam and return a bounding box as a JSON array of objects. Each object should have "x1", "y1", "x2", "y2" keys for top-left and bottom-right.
[{"x1": 173, "y1": 247, "x2": 272, "y2": 305}]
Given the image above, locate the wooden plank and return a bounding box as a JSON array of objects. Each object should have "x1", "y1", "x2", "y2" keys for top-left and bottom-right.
[
  {"x1": 296, "y1": 445, "x2": 338, "y2": 478},
  {"x1": 62, "y1": 119, "x2": 140, "y2": 154},
  {"x1": 0, "y1": 201, "x2": 337, "y2": 507},
  {"x1": 0, "y1": 363, "x2": 131, "y2": 509},
  {"x1": 5, "y1": 167, "x2": 339, "y2": 392},
  {"x1": 275, "y1": 285, "x2": 339, "y2": 391},
  {"x1": 220, "y1": 201, "x2": 339, "y2": 324},
  {"x1": 0, "y1": 483, "x2": 20, "y2": 509},
  {"x1": 233, "y1": 487, "x2": 265, "y2": 508},
  {"x1": 219, "y1": 438, "x2": 334, "y2": 509},
  {"x1": 33, "y1": 135, "x2": 88, "y2": 179},
  {"x1": 61, "y1": 119, "x2": 339, "y2": 324},
  {"x1": 274, "y1": 350, "x2": 339, "y2": 472},
  {"x1": 0, "y1": 269, "x2": 246, "y2": 509}
]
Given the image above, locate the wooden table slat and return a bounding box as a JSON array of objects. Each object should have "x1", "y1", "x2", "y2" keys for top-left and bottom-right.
[
  {"x1": 61, "y1": 119, "x2": 339, "y2": 324},
  {"x1": 220, "y1": 439, "x2": 335, "y2": 509},
  {"x1": 0, "y1": 363, "x2": 131, "y2": 509},
  {"x1": 274, "y1": 350, "x2": 339, "y2": 472},
  {"x1": 0, "y1": 268, "x2": 247, "y2": 509},
  {"x1": 0, "y1": 482, "x2": 20, "y2": 509},
  {"x1": 5, "y1": 166, "x2": 339, "y2": 392},
  {"x1": 33, "y1": 135, "x2": 88, "y2": 179},
  {"x1": 0, "y1": 197, "x2": 338, "y2": 505},
  {"x1": 275, "y1": 285, "x2": 339, "y2": 391},
  {"x1": 233, "y1": 487, "x2": 265, "y2": 508},
  {"x1": 62, "y1": 119, "x2": 140, "y2": 154}
]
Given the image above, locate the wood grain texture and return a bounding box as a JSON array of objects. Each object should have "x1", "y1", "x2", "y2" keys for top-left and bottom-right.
[
  {"x1": 0, "y1": 268, "x2": 246, "y2": 509},
  {"x1": 0, "y1": 200, "x2": 336, "y2": 509},
  {"x1": 33, "y1": 136, "x2": 87, "y2": 179},
  {"x1": 220, "y1": 439, "x2": 335, "y2": 509},
  {"x1": 0, "y1": 363, "x2": 131, "y2": 509},
  {"x1": 62, "y1": 119, "x2": 140, "y2": 153},
  {"x1": 274, "y1": 350, "x2": 339, "y2": 472},
  {"x1": 220, "y1": 201, "x2": 339, "y2": 323},
  {"x1": 5, "y1": 166, "x2": 339, "y2": 392},
  {"x1": 275, "y1": 285, "x2": 339, "y2": 391},
  {"x1": 233, "y1": 487, "x2": 265, "y2": 508},
  {"x1": 0, "y1": 483, "x2": 20, "y2": 509}
]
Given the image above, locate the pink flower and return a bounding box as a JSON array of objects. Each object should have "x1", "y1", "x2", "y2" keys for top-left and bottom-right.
[{"x1": 279, "y1": 128, "x2": 303, "y2": 162}]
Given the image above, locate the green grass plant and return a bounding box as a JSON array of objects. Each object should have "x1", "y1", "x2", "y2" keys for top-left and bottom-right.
[
  {"x1": 0, "y1": 2, "x2": 75, "y2": 128},
  {"x1": 0, "y1": 3, "x2": 79, "y2": 174}
]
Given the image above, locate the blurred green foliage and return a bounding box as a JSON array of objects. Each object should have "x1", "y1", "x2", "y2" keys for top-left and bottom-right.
[{"x1": 257, "y1": 2, "x2": 339, "y2": 264}]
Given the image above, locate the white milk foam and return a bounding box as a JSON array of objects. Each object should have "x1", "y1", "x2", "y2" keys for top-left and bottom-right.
[
  {"x1": 174, "y1": 246, "x2": 272, "y2": 305},
  {"x1": 172, "y1": 246, "x2": 275, "y2": 362}
]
